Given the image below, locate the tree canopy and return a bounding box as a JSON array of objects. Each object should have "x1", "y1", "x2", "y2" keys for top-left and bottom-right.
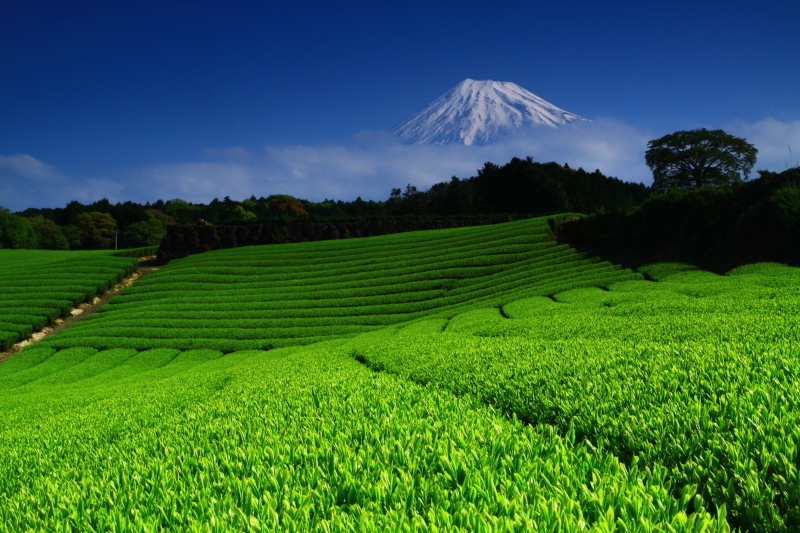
[
  {"x1": 74, "y1": 212, "x2": 118, "y2": 249},
  {"x1": 0, "y1": 206, "x2": 37, "y2": 249},
  {"x1": 8, "y1": 157, "x2": 652, "y2": 250},
  {"x1": 645, "y1": 128, "x2": 758, "y2": 192}
]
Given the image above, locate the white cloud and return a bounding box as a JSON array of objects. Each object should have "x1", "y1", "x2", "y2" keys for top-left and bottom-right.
[
  {"x1": 725, "y1": 117, "x2": 800, "y2": 172},
  {"x1": 249, "y1": 118, "x2": 655, "y2": 201},
  {"x1": 490, "y1": 118, "x2": 654, "y2": 184},
  {"x1": 0, "y1": 154, "x2": 73, "y2": 211},
  {"x1": 260, "y1": 139, "x2": 483, "y2": 199},
  {"x1": 133, "y1": 162, "x2": 256, "y2": 202},
  {"x1": 2, "y1": 117, "x2": 798, "y2": 212},
  {"x1": 0, "y1": 154, "x2": 63, "y2": 182},
  {"x1": 0, "y1": 124, "x2": 657, "y2": 211}
]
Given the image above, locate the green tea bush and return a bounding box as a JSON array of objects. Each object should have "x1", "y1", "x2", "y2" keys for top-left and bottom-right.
[
  {"x1": 352, "y1": 264, "x2": 800, "y2": 532},
  {"x1": 0, "y1": 344, "x2": 728, "y2": 532},
  {"x1": 110, "y1": 245, "x2": 159, "y2": 258},
  {"x1": 39, "y1": 218, "x2": 640, "y2": 352},
  {"x1": 7, "y1": 219, "x2": 793, "y2": 530},
  {"x1": 0, "y1": 250, "x2": 137, "y2": 350}
]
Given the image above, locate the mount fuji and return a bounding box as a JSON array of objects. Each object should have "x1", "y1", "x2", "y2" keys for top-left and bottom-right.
[{"x1": 391, "y1": 79, "x2": 590, "y2": 146}]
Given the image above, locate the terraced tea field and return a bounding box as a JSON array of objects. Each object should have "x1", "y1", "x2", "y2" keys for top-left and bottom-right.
[
  {"x1": 39, "y1": 218, "x2": 640, "y2": 352},
  {"x1": 0, "y1": 250, "x2": 139, "y2": 352},
  {"x1": 0, "y1": 218, "x2": 796, "y2": 532}
]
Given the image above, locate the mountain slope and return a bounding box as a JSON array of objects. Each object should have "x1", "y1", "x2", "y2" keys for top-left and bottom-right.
[{"x1": 391, "y1": 78, "x2": 590, "y2": 146}]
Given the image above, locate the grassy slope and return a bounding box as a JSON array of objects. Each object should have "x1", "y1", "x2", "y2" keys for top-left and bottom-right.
[
  {"x1": 0, "y1": 250, "x2": 138, "y2": 350},
  {"x1": 0, "y1": 343, "x2": 726, "y2": 532},
  {"x1": 353, "y1": 262, "x2": 800, "y2": 532},
  {"x1": 1, "y1": 220, "x2": 797, "y2": 531},
  {"x1": 38, "y1": 218, "x2": 640, "y2": 352}
]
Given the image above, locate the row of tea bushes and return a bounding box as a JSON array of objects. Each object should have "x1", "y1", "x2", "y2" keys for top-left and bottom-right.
[
  {"x1": 0, "y1": 250, "x2": 138, "y2": 350},
  {"x1": 0, "y1": 340, "x2": 727, "y2": 532},
  {"x1": 351, "y1": 262, "x2": 800, "y2": 532},
  {"x1": 39, "y1": 219, "x2": 641, "y2": 352}
]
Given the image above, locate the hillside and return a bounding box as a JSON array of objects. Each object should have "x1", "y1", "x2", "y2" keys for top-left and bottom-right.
[
  {"x1": 37, "y1": 218, "x2": 640, "y2": 352},
  {"x1": 0, "y1": 219, "x2": 798, "y2": 531},
  {"x1": 0, "y1": 250, "x2": 140, "y2": 353}
]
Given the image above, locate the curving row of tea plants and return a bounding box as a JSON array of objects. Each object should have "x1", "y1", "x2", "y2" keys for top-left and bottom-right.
[
  {"x1": 350, "y1": 262, "x2": 800, "y2": 532},
  {"x1": 0, "y1": 341, "x2": 729, "y2": 532},
  {"x1": 38, "y1": 219, "x2": 641, "y2": 352},
  {"x1": 0, "y1": 250, "x2": 138, "y2": 351},
  {"x1": 0, "y1": 218, "x2": 796, "y2": 531}
]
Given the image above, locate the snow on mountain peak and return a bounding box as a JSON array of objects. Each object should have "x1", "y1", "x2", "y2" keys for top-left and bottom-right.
[{"x1": 391, "y1": 79, "x2": 590, "y2": 146}]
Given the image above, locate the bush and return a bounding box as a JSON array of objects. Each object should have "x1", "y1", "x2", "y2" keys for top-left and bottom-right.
[{"x1": 770, "y1": 184, "x2": 800, "y2": 227}]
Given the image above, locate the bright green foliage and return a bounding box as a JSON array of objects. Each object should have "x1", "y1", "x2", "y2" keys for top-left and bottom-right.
[
  {"x1": 39, "y1": 218, "x2": 641, "y2": 352},
  {"x1": 353, "y1": 262, "x2": 800, "y2": 532},
  {"x1": 0, "y1": 250, "x2": 138, "y2": 350},
  {"x1": 0, "y1": 342, "x2": 727, "y2": 532},
  {"x1": 2, "y1": 220, "x2": 798, "y2": 531}
]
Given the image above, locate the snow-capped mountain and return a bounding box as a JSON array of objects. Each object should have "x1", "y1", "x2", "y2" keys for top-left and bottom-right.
[{"x1": 391, "y1": 79, "x2": 590, "y2": 146}]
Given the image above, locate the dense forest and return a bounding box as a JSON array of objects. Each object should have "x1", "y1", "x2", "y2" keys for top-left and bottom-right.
[{"x1": 1, "y1": 157, "x2": 648, "y2": 250}]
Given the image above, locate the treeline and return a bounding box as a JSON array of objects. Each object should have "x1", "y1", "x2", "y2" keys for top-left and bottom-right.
[
  {"x1": 2, "y1": 202, "x2": 174, "y2": 251},
  {"x1": 4, "y1": 195, "x2": 387, "y2": 250},
  {"x1": 2, "y1": 157, "x2": 649, "y2": 250},
  {"x1": 386, "y1": 157, "x2": 649, "y2": 216},
  {"x1": 557, "y1": 166, "x2": 800, "y2": 273}
]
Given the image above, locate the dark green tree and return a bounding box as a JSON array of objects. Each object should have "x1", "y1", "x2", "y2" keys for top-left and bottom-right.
[
  {"x1": 0, "y1": 207, "x2": 37, "y2": 249},
  {"x1": 73, "y1": 212, "x2": 118, "y2": 249},
  {"x1": 474, "y1": 157, "x2": 568, "y2": 215},
  {"x1": 61, "y1": 225, "x2": 83, "y2": 249},
  {"x1": 163, "y1": 198, "x2": 200, "y2": 225},
  {"x1": 122, "y1": 214, "x2": 166, "y2": 247},
  {"x1": 645, "y1": 128, "x2": 758, "y2": 192},
  {"x1": 28, "y1": 216, "x2": 68, "y2": 250}
]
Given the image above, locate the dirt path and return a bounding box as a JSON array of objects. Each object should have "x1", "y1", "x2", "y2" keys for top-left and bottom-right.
[{"x1": 0, "y1": 257, "x2": 160, "y2": 364}]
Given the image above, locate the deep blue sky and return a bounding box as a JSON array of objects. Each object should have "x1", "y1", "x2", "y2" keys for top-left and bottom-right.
[{"x1": 2, "y1": 0, "x2": 799, "y2": 210}]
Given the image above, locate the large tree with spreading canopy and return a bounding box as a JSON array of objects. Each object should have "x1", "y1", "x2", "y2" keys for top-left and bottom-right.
[{"x1": 645, "y1": 128, "x2": 757, "y2": 192}]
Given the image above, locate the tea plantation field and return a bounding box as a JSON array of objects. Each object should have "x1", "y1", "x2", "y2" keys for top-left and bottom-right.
[
  {"x1": 0, "y1": 218, "x2": 796, "y2": 532},
  {"x1": 0, "y1": 250, "x2": 141, "y2": 352},
  {"x1": 37, "y1": 218, "x2": 640, "y2": 352}
]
